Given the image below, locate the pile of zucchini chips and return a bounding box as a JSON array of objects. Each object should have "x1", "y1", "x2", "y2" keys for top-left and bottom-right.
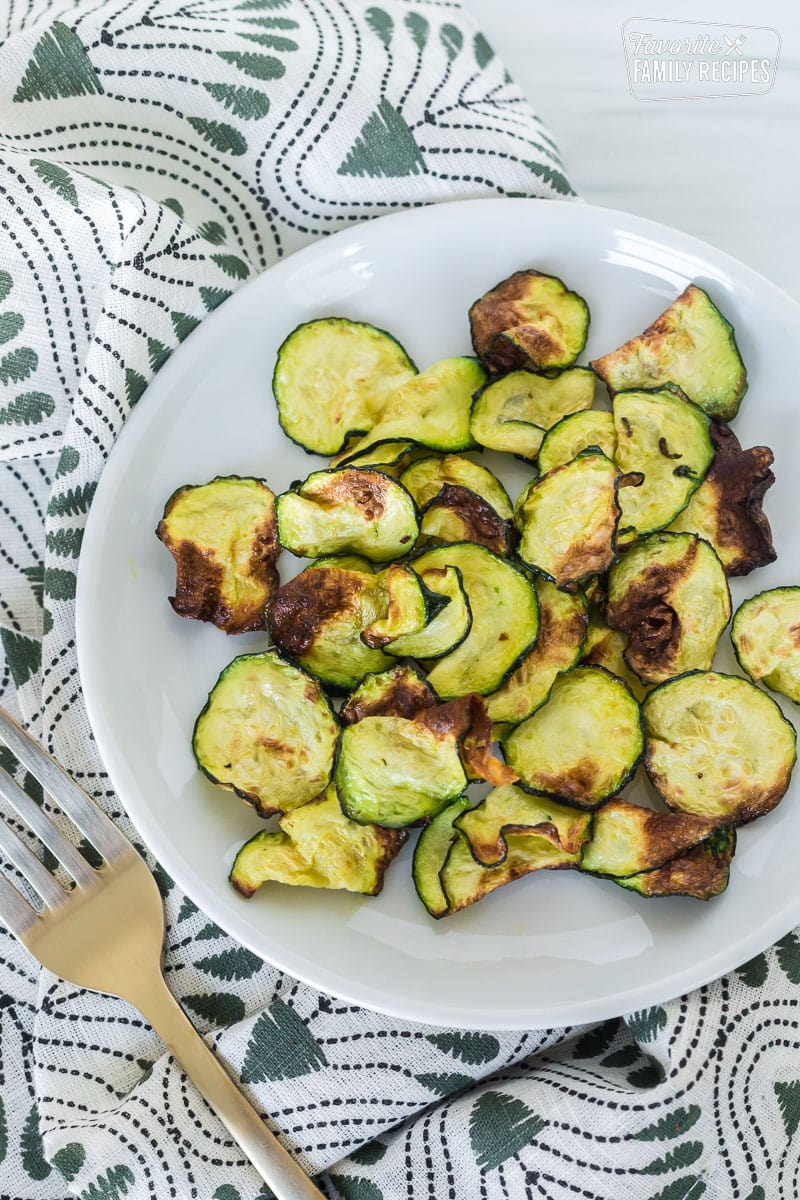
[{"x1": 157, "y1": 269, "x2": 800, "y2": 919}]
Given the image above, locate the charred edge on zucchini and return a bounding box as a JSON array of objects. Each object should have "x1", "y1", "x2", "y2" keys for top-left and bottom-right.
[
  {"x1": 412, "y1": 796, "x2": 470, "y2": 918},
  {"x1": 670, "y1": 421, "x2": 776, "y2": 575},
  {"x1": 579, "y1": 797, "x2": 720, "y2": 878},
  {"x1": 469, "y1": 367, "x2": 595, "y2": 460},
  {"x1": 439, "y1": 829, "x2": 580, "y2": 915},
  {"x1": 469, "y1": 269, "x2": 590, "y2": 373},
  {"x1": 229, "y1": 784, "x2": 406, "y2": 897},
  {"x1": 615, "y1": 828, "x2": 735, "y2": 900},
  {"x1": 401, "y1": 454, "x2": 514, "y2": 520},
  {"x1": 415, "y1": 693, "x2": 517, "y2": 786},
  {"x1": 419, "y1": 484, "x2": 515, "y2": 556},
  {"x1": 456, "y1": 784, "x2": 592, "y2": 867},
  {"x1": 157, "y1": 476, "x2": 280, "y2": 635},
  {"x1": 537, "y1": 409, "x2": 616, "y2": 476},
  {"x1": 340, "y1": 663, "x2": 437, "y2": 725}
]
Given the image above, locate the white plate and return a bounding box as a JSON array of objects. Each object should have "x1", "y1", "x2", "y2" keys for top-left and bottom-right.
[{"x1": 77, "y1": 198, "x2": 800, "y2": 1030}]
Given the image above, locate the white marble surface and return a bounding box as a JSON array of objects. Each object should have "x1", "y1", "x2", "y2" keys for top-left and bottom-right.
[{"x1": 467, "y1": 0, "x2": 799, "y2": 300}]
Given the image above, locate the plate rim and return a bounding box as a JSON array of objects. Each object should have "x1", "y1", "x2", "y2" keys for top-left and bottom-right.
[{"x1": 77, "y1": 196, "x2": 800, "y2": 1029}]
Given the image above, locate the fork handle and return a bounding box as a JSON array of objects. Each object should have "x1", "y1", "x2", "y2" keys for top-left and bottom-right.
[{"x1": 135, "y1": 972, "x2": 325, "y2": 1200}]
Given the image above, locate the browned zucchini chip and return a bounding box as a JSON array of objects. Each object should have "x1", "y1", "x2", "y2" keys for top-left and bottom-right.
[
  {"x1": 419, "y1": 484, "x2": 515, "y2": 556},
  {"x1": 503, "y1": 666, "x2": 644, "y2": 810},
  {"x1": 643, "y1": 671, "x2": 797, "y2": 824},
  {"x1": 605, "y1": 532, "x2": 731, "y2": 685},
  {"x1": 591, "y1": 284, "x2": 747, "y2": 422},
  {"x1": 229, "y1": 784, "x2": 405, "y2": 897},
  {"x1": 486, "y1": 580, "x2": 588, "y2": 727},
  {"x1": 193, "y1": 652, "x2": 339, "y2": 817},
  {"x1": 469, "y1": 269, "x2": 590, "y2": 373},
  {"x1": 580, "y1": 798, "x2": 719, "y2": 878},
  {"x1": 340, "y1": 664, "x2": 437, "y2": 725},
  {"x1": 469, "y1": 367, "x2": 595, "y2": 460},
  {"x1": 440, "y1": 828, "x2": 580, "y2": 915},
  {"x1": 669, "y1": 422, "x2": 776, "y2": 575},
  {"x1": 157, "y1": 476, "x2": 279, "y2": 635},
  {"x1": 416, "y1": 693, "x2": 517, "y2": 786},
  {"x1": 732, "y1": 588, "x2": 800, "y2": 703},
  {"x1": 272, "y1": 318, "x2": 416, "y2": 455},
  {"x1": 616, "y1": 828, "x2": 735, "y2": 900},
  {"x1": 401, "y1": 454, "x2": 513, "y2": 519},
  {"x1": 515, "y1": 450, "x2": 626, "y2": 590},
  {"x1": 580, "y1": 608, "x2": 649, "y2": 702},
  {"x1": 277, "y1": 468, "x2": 418, "y2": 562},
  {"x1": 456, "y1": 784, "x2": 591, "y2": 867}
]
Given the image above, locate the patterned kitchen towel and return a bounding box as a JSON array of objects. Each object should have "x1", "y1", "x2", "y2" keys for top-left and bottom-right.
[{"x1": 0, "y1": 2, "x2": 796, "y2": 1199}]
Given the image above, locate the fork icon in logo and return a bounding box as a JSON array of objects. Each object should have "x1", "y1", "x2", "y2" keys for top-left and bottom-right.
[{"x1": 724, "y1": 33, "x2": 747, "y2": 56}]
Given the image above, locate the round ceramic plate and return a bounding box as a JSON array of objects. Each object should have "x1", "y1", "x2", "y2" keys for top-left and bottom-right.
[{"x1": 77, "y1": 198, "x2": 800, "y2": 1030}]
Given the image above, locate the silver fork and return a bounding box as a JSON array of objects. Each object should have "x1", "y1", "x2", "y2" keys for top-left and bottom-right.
[{"x1": 0, "y1": 706, "x2": 324, "y2": 1200}]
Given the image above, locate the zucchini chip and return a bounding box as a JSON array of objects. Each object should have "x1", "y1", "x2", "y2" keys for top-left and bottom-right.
[
  {"x1": 412, "y1": 796, "x2": 470, "y2": 918},
  {"x1": 485, "y1": 580, "x2": 588, "y2": 726},
  {"x1": 580, "y1": 798, "x2": 719, "y2": 878},
  {"x1": 469, "y1": 269, "x2": 590, "y2": 373},
  {"x1": 419, "y1": 484, "x2": 515, "y2": 556},
  {"x1": 229, "y1": 784, "x2": 405, "y2": 897},
  {"x1": 401, "y1": 454, "x2": 513, "y2": 519},
  {"x1": 361, "y1": 564, "x2": 439, "y2": 649},
  {"x1": 469, "y1": 367, "x2": 595, "y2": 460},
  {"x1": 669, "y1": 422, "x2": 776, "y2": 575},
  {"x1": 732, "y1": 588, "x2": 800, "y2": 703},
  {"x1": 422, "y1": 693, "x2": 517, "y2": 787},
  {"x1": 412, "y1": 543, "x2": 540, "y2": 698},
  {"x1": 613, "y1": 389, "x2": 713, "y2": 547},
  {"x1": 272, "y1": 317, "x2": 416, "y2": 455},
  {"x1": 268, "y1": 561, "x2": 390, "y2": 689},
  {"x1": 336, "y1": 711, "x2": 468, "y2": 827},
  {"x1": 616, "y1": 828, "x2": 735, "y2": 900},
  {"x1": 590, "y1": 284, "x2": 747, "y2": 422},
  {"x1": 605, "y1": 532, "x2": 731, "y2": 685},
  {"x1": 336, "y1": 357, "x2": 487, "y2": 460},
  {"x1": 580, "y1": 608, "x2": 649, "y2": 702},
  {"x1": 537, "y1": 410, "x2": 616, "y2": 476},
  {"x1": 337, "y1": 439, "x2": 418, "y2": 472},
  {"x1": 193, "y1": 652, "x2": 338, "y2": 817},
  {"x1": 340, "y1": 664, "x2": 437, "y2": 725},
  {"x1": 440, "y1": 829, "x2": 580, "y2": 916},
  {"x1": 503, "y1": 666, "x2": 644, "y2": 809},
  {"x1": 515, "y1": 450, "x2": 625, "y2": 590},
  {"x1": 277, "y1": 467, "x2": 418, "y2": 562},
  {"x1": 456, "y1": 784, "x2": 591, "y2": 867},
  {"x1": 644, "y1": 671, "x2": 797, "y2": 824},
  {"x1": 385, "y1": 564, "x2": 472, "y2": 660},
  {"x1": 157, "y1": 476, "x2": 280, "y2": 635}
]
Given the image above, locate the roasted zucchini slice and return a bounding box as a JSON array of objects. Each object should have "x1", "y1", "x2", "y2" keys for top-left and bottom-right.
[
  {"x1": 515, "y1": 450, "x2": 624, "y2": 590},
  {"x1": 591, "y1": 284, "x2": 747, "y2": 422},
  {"x1": 605, "y1": 532, "x2": 731, "y2": 685},
  {"x1": 272, "y1": 317, "x2": 416, "y2": 455},
  {"x1": 469, "y1": 367, "x2": 595, "y2": 460},
  {"x1": 456, "y1": 784, "x2": 591, "y2": 867},
  {"x1": 643, "y1": 671, "x2": 797, "y2": 824},
  {"x1": 419, "y1": 484, "x2": 514, "y2": 556},
  {"x1": 412, "y1": 796, "x2": 470, "y2": 918},
  {"x1": 337, "y1": 439, "x2": 420, "y2": 473},
  {"x1": 732, "y1": 588, "x2": 800, "y2": 703},
  {"x1": 537, "y1": 410, "x2": 616, "y2": 476},
  {"x1": 401, "y1": 454, "x2": 513, "y2": 520},
  {"x1": 193, "y1": 652, "x2": 338, "y2": 817},
  {"x1": 229, "y1": 784, "x2": 405, "y2": 897},
  {"x1": 276, "y1": 468, "x2": 418, "y2": 562},
  {"x1": 340, "y1": 664, "x2": 437, "y2": 725},
  {"x1": 615, "y1": 827, "x2": 735, "y2": 900},
  {"x1": 336, "y1": 357, "x2": 486, "y2": 460},
  {"x1": 580, "y1": 608, "x2": 648, "y2": 702},
  {"x1": 485, "y1": 580, "x2": 588, "y2": 726},
  {"x1": 361, "y1": 565, "x2": 438, "y2": 649},
  {"x1": 580, "y1": 798, "x2": 719, "y2": 878},
  {"x1": 469, "y1": 269, "x2": 590, "y2": 373},
  {"x1": 669, "y1": 422, "x2": 776, "y2": 575},
  {"x1": 157, "y1": 476, "x2": 280, "y2": 635},
  {"x1": 412, "y1": 543, "x2": 540, "y2": 698},
  {"x1": 268, "y1": 561, "x2": 390, "y2": 689},
  {"x1": 385, "y1": 564, "x2": 471, "y2": 660},
  {"x1": 336, "y1": 711, "x2": 468, "y2": 827},
  {"x1": 503, "y1": 666, "x2": 644, "y2": 809},
  {"x1": 440, "y1": 829, "x2": 580, "y2": 915},
  {"x1": 613, "y1": 389, "x2": 713, "y2": 547}
]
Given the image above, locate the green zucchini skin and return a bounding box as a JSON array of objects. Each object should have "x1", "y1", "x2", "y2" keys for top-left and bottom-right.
[
  {"x1": 386, "y1": 563, "x2": 472, "y2": 661},
  {"x1": 455, "y1": 784, "x2": 592, "y2": 868},
  {"x1": 469, "y1": 367, "x2": 595, "y2": 461},
  {"x1": 272, "y1": 317, "x2": 417, "y2": 455},
  {"x1": 469, "y1": 269, "x2": 590, "y2": 373},
  {"x1": 579, "y1": 797, "x2": 720, "y2": 879},
  {"x1": 439, "y1": 828, "x2": 580, "y2": 915},
  {"x1": 401, "y1": 454, "x2": 513, "y2": 520},
  {"x1": 537, "y1": 410, "x2": 616, "y2": 476},
  {"x1": 614, "y1": 827, "x2": 736, "y2": 900},
  {"x1": 732, "y1": 587, "x2": 800, "y2": 703},
  {"x1": 411, "y1": 542, "x2": 540, "y2": 698},
  {"x1": 412, "y1": 795, "x2": 471, "y2": 917},
  {"x1": 418, "y1": 484, "x2": 516, "y2": 557},
  {"x1": 192, "y1": 651, "x2": 339, "y2": 817}
]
